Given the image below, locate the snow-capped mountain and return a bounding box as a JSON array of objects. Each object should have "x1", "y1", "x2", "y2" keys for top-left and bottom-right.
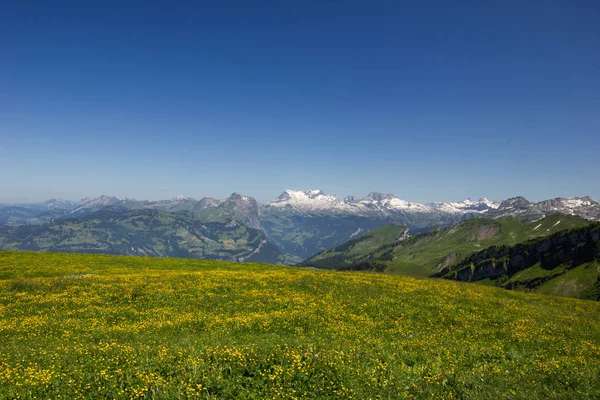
[
  {"x1": 266, "y1": 190, "x2": 353, "y2": 212},
  {"x1": 268, "y1": 190, "x2": 600, "y2": 220},
  {"x1": 265, "y1": 189, "x2": 434, "y2": 214},
  {"x1": 354, "y1": 192, "x2": 432, "y2": 213},
  {"x1": 263, "y1": 190, "x2": 600, "y2": 224},
  {"x1": 261, "y1": 190, "x2": 505, "y2": 259},
  {"x1": 265, "y1": 190, "x2": 498, "y2": 216}
]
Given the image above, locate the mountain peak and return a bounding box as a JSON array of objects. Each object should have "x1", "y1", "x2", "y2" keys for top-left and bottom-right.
[
  {"x1": 172, "y1": 194, "x2": 194, "y2": 201},
  {"x1": 498, "y1": 196, "x2": 531, "y2": 210},
  {"x1": 225, "y1": 193, "x2": 255, "y2": 204},
  {"x1": 364, "y1": 192, "x2": 395, "y2": 201},
  {"x1": 79, "y1": 195, "x2": 120, "y2": 204},
  {"x1": 277, "y1": 189, "x2": 327, "y2": 201},
  {"x1": 219, "y1": 194, "x2": 260, "y2": 229}
]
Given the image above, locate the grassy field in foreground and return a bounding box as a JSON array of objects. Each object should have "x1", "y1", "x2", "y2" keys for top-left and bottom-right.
[{"x1": 1, "y1": 251, "x2": 600, "y2": 399}]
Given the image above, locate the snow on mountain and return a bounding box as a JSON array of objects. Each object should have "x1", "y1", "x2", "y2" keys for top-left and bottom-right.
[
  {"x1": 356, "y1": 192, "x2": 432, "y2": 213},
  {"x1": 266, "y1": 190, "x2": 507, "y2": 216},
  {"x1": 268, "y1": 190, "x2": 433, "y2": 214},
  {"x1": 267, "y1": 190, "x2": 354, "y2": 211},
  {"x1": 562, "y1": 197, "x2": 596, "y2": 209},
  {"x1": 531, "y1": 197, "x2": 598, "y2": 212},
  {"x1": 428, "y1": 198, "x2": 500, "y2": 214}
]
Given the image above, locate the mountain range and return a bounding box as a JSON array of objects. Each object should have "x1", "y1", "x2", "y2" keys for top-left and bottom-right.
[{"x1": 1, "y1": 190, "x2": 599, "y2": 263}]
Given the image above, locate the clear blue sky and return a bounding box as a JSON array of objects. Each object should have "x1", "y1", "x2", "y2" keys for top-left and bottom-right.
[{"x1": 1, "y1": 1, "x2": 599, "y2": 203}]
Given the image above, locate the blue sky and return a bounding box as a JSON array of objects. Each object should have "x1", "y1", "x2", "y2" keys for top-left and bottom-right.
[{"x1": 1, "y1": 1, "x2": 599, "y2": 203}]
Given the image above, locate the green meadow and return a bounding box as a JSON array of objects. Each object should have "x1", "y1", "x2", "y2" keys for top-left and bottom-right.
[{"x1": 1, "y1": 251, "x2": 600, "y2": 399}]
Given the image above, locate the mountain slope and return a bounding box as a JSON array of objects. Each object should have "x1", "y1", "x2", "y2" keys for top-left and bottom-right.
[
  {"x1": 298, "y1": 225, "x2": 410, "y2": 269},
  {"x1": 387, "y1": 213, "x2": 592, "y2": 275},
  {"x1": 435, "y1": 222, "x2": 600, "y2": 300},
  {"x1": 302, "y1": 214, "x2": 592, "y2": 276},
  {"x1": 0, "y1": 208, "x2": 295, "y2": 264}
]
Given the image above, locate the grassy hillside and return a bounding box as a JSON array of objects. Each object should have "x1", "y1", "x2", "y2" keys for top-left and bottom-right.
[
  {"x1": 299, "y1": 224, "x2": 408, "y2": 265},
  {"x1": 1, "y1": 251, "x2": 600, "y2": 398},
  {"x1": 303, "y1": 214, "x2": 591, "y2": 277},
  {"x1": 436, "y1": 222, "x2": 600, "y2": 300}
]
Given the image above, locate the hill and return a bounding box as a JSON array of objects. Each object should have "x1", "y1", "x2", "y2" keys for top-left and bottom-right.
[
  {"x1": 302, "y1": 214, "x2": 592, "y2": 278},
  {"x1": 1, "y1": 250, "x2": 600, "y2": 398}
]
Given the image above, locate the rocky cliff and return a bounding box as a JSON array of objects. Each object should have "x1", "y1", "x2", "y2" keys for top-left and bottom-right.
[{"x1": 435, "y1": 223, "x2": 600, "y2": 285}]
